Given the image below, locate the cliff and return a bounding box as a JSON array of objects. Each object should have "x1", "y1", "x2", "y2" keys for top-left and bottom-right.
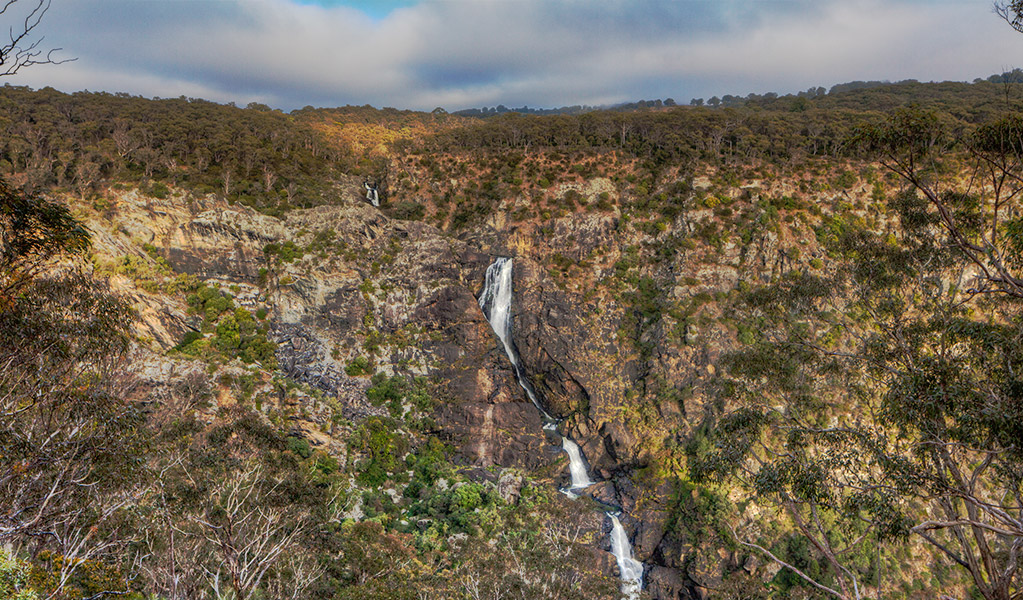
[
  {"x1": 8, "y1": 83, "x2": 1009, "y2": 599},
  {"x1": 73, "y1": 152, "x2": 859, "y2": 599}
]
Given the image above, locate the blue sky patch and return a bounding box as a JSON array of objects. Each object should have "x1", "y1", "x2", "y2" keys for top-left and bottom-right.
[{"x1": 297, "y1": 0, "x2": 419, "y2": 19}]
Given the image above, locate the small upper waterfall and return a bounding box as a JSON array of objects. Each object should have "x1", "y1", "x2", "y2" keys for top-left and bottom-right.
[
  {"x1": 610, "y1": 513, "x2": 644, "y2": 600},
  {"x1": 364, "y1": 182, "x2": 380, "y2": 207},
  {"x1": 479, "y1": 257, "x2": 643, "y2": 596}
]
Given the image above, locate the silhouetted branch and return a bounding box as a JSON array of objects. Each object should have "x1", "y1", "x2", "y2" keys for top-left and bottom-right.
[{"x1": 0, "y1": 0, "x2": 74, "y2": 77}]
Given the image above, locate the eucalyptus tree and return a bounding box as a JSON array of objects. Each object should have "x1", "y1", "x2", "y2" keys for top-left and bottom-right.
[
  {"x1": 0, "y1": 181, "x2": 148, "y2": 597},
  {"x1": 692, "y1": 108, "x2": 1023, "y2": 600},
  {"x1": 996, "y1": 1, "x2": 1023, "y2": 33}
]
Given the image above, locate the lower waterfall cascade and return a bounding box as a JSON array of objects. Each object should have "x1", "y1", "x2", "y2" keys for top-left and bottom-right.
[
  {"x1": 478, "y1": 256, "x2": 644, "y2": 599},
  {"x1": 563, "y1": 436, "x2": 595, "y2": 490},
  {"x1": 611, "y1": 513, "x2": 645, "y2": 598}
]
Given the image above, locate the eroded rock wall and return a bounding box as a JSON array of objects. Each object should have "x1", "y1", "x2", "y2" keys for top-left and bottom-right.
[{"x1": 84, "y1": 165, "x2": 835, "y2": 599}]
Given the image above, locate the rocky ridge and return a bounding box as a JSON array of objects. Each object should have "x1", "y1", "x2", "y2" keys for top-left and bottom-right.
[{"x1": 80, "y1": 164, "x2": 848, "y2": 599}]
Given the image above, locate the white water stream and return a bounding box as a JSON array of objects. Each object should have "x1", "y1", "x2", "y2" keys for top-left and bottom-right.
[
  {"x1": 478, "y1": 257, "x2": 554, "y2": 420},
  {"x1": 563, "y1": 436, "x2": 595, "y2": 491},
  {"x1": 611, "y1": 513, "x2": 645, "y2": 599},
  {"x1": 479, "y1": 256, "x2": 643, "y2": 598},
  {"x1": 365, "y1": 182, "x2": 380, "y2": 207}
]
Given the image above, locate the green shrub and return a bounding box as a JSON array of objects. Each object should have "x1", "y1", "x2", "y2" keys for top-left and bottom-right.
[
  {"x1": 263, "y1": 240, "x2": 305, "y2": 263},
  {"x1": 0, "y1": 549, "x2": 38, "y2": 600},
  {"x1": 390, "y1": 201, "x2": 425, "y2": 221},
  {"x1": 346, "y1": 356, "x2": 373, "y2": 376},
  {"x1": 354, "y1": 417, "x2": 408, "y2": 486},
  {"x1": 287, "y1": 435, "x2": 312, "y2": 459},
  {"x1": 180, "y1": 284, "x2": 276, "y2": 367},
  {"x1": 172, "y1": 330, "x2": 203, "y2": 353},
  {"x1": 149, "y1": 181, "x2": 170, "y2": 199},
  {"x1": 834, "y1": 169, "x2": 857, "y2": 190},
  {"x1": 453, "y1": 483, "x2": 483, "y2": 511}
]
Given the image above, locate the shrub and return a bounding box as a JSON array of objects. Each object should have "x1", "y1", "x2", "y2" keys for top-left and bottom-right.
[
  {"x1": 345, "y1": 356, "x2": 372, "y2": 377},
  {"x1": 0, "y1": 549, "x2": 38, "y2": 600},
  {"x1": 172, "y1": 330, "x2": 203, "y2": 353},
  {"x1": 287, "y1": 436, "x2": 312, "y2": 459},
  {"x1": 149, "y1": 181, "x2": 170, "y2": 199},
  {"x1": 263, "y1": 240, "x2": 305, "y2": 263},
  {"x1": 390, "y1": 201, "x2": 425, "y2": 221}
]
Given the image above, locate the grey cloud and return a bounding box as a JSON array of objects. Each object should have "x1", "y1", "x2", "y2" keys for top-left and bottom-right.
[{"x1": 6, "y1": 0, "x2": 1020, "y2": 110}]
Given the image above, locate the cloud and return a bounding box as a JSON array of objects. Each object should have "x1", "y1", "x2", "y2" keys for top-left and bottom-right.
[
  {"x1": 5, "y1": 0, "x2": 1020, "y2": 110},
  {"x1": 669, "y1": 1, "x2": 1019, "y2": 96}
]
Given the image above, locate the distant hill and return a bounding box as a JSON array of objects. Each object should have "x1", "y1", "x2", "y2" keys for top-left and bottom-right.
[{"x1": 449, "y1": 72, "x2": 1023, "y2": 118}]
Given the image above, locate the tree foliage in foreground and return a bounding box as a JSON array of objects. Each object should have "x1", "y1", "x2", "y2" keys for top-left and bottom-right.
[
  {"x1": 692, "y1": 109, "x2": 1023, "y2": 600},
  {"x1": 0, "y1": 180, "x2": 147, "y2": 596}
]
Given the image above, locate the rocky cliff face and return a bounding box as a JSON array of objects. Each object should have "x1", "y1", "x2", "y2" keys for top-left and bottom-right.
[
  {"x1": 89, "y1": 186, "x2": 558, "y2": 467},
  {"x1": 80, "y1": 164, "x2": 840, "y2": 599}
]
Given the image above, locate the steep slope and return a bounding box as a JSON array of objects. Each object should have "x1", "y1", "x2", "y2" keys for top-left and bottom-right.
[
  {"x1": 9, "y1": 82, "x2": 1015, "y2": 598},
  {"x1": 77, "y1": 157, "x2": 859, "y2": 598}
]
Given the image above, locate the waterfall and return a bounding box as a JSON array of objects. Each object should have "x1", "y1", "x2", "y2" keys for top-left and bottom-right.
[
  {"x1": 610, "y1": 513, "x2": 644, "y2": 600},
  {"x1": 478, "y1": 257, "x2": 552, "y2": 420},
  {"x1": 478, "y1": 258, "x2": 593, "y2": 488},
  {"x1": 365, "y1": 182, "x2": 380, "y2": 207},
  {"x1": 479, "y1": 257, "x2": 642, "y2": 596},
  {"x1": 562, "y1": 436, "x2": 594, "y2": 490}
]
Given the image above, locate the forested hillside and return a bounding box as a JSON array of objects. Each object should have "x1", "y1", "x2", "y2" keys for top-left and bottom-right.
[{"x1": 2, "y1": 76, "x2": 1022, "y2": 600}]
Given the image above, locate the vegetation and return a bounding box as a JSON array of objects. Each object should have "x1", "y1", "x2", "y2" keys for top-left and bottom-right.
[
  {"x1": 8, "y1": 26, "x2": 1023, "y2": 596},
  {"x1": 0, "y1": 163, "x2": 623, "y2": 600},
  {"x1": 0, "y1": 86, "x2": 350, "y2": 214},
  {"x1": 175, "y1": 282, "x2": 277, "y2": 367},
  {"x1": 0, "y1": 181, "x2": 143, "y2": 597},
  {"x1": 690, "y1": 108, "x2": 1023, "y2": 600}
]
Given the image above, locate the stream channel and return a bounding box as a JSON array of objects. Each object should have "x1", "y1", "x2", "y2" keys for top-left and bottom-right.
[{"x1": 478, "y1": 257, "x2": 645, "y2": 599}]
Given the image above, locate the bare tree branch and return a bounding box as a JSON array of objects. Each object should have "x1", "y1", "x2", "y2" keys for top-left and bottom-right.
[{"x1": 0, "y1": 0, "x2": 74, "y2": 77}]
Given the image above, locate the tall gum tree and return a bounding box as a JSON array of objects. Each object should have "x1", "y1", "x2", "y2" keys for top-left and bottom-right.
[{"x1": 693, "y1": 105, "x2": 1023, "y2": 600}]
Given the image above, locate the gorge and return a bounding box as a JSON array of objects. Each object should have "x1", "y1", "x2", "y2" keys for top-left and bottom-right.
[
  {"x1": 478, "y1": 256, "x2": 644, "y2": 598},
  {"x1": 2, "y1": 79, "x2": 1022, "y2": 600}
]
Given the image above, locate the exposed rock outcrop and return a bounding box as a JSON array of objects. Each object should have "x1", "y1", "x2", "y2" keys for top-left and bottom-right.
[{"x1": 84, "y1": 164, "x2": 814, "y2": 599}]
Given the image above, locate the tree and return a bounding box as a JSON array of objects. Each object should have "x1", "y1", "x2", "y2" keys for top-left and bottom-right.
[
  {"x1": 854, "y1": 108, "x2": 1023, "y2": 600},
  {"x1": 0, "y1": 0, "x2": 72, "y2": 76},
  {"x1": 192, "y1": 464, "x2": 310, "y2": 600},
  {"x1": 856, "y1": 108, "x2": 1023, "y2": 299},
  {"x1": 0, "y1": 8, "x2": 143, "y2": 596},
  {"x1": 0, "y1": 183, "x2": 147, "y2": 598},
  {"x1": 694, "y1": 109, "x2": 1023, "y2": 600},
  {"x1": 0, "y1": 178, "x2": 88, "y2": 285},
  {"x1": 996, "y1": 1, "x2": 1023, "y2": 33}
]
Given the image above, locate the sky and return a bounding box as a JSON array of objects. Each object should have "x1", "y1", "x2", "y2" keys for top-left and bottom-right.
[{"x1": 5, "y1": 0, "x2": 1023, "y2": 112}]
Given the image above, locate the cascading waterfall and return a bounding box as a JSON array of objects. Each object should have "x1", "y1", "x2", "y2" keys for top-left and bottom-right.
[
  {"x1": 364, "y1": 182, "x2": 380, "y2": 207},
  {"x1": 478, "y1": 257, "x2": 553, "y2": 420},
  {"x1": 479, "y1": 256, "x2": 643, "y2": 597},
  {"x1": 610, "y1": 513, "x2": 644, "y2": 599},
  {"x1": 478, "y1": 257, "x2": 590, "y2": 488},
  {"x1": 562, "y1": 436, "x2": 595, "y2": 492}
]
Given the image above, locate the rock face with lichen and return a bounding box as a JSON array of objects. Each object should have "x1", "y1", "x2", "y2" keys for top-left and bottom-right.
[
  {"x1": 90, "y1": 189, "x2": 556, "y2": 473},
  {"x1": 80, "y1": 161, "x2": 841, "y2": 599}
]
